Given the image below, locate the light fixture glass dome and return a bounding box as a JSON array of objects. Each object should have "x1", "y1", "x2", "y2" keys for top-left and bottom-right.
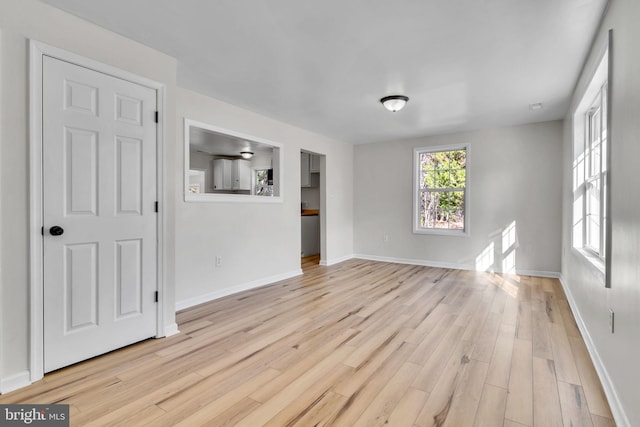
[
  {"x1": 380, "y1": 95, "x2": 409, "y2": 112},
  {"x1": 240, "y1": 151, "x2": 254, "y2": 159}
]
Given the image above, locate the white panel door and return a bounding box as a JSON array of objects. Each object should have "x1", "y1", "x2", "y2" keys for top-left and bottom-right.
[{"x1": 42, "y1": 56, "x2": 158, "y2": 372}]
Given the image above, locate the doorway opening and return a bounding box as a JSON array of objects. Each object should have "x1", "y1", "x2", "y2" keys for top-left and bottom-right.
[{"x1": 300, "y1": 150, "x2": 325, "y2": 268}]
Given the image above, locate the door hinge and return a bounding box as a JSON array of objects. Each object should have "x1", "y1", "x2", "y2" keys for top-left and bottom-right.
[
  {"x1": 154, "y1": 201, "x2": 159, "y2": 213},
  {"x1": 154, "y1": 111, "x2": 159, "y2": 123},
  {"x1": 154, "y1": 291, "x2": 159, "y2": 302},
  {"x1": 41, "y1": 226, "x2": 44, "y2": 236}
]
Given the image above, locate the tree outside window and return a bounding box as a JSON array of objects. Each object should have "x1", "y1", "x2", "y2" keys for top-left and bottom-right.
[{"x1": 414, "y1": 145, "x2": 468, "y2": 235}]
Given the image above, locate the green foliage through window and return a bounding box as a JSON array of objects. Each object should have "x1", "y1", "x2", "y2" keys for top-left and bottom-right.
[{"x1": 418, "y1": 148, "x2": 467, "y2": 231}]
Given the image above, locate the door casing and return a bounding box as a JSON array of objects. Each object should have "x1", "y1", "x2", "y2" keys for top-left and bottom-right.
[{"x1": 29, "y1": 40, "x2": 168, "y2": 382}]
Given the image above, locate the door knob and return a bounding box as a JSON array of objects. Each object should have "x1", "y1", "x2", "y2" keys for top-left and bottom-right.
[{"x1": 49, "y1": 226, "x2": 64, "y2": 236}]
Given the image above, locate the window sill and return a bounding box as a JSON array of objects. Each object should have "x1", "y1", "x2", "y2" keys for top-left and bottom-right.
[
  {"x1": 413, "y1": 228, "x2": 468, "y2": 237},
  {"x1": 572, "y1": 247, "x2": 606, "y2": 284},
  {"x1": 185, "y1": 193, "x2": 283, "y2": 203}
]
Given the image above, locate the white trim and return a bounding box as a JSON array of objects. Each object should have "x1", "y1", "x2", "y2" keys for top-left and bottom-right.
[
  {"x1": 355, "y1": 254, "x2": 475, "y2": 271},
  {"x1": 154, "y1": 70, "x2": 168, "y2": 339},
  {"x1": 163, "y1": 322, "x2": 180, "y2": 337},
  {"x1": 29, "y1": 40, "x2": 169, "y2": 384},
  {"x1": 354, "y1": 254, "x2": 560, "y2": 278},
  {"x1": 412, "y1": 143, "x2": 470, "y2": 237},
  {"x1": 319, "y1": 254, "x2": 354, "y2": 266},
  {"x1": 175, "y1": 269, "x2": 303, "y2": 311},
  {"x1": 558, "y1": 275, "x2": 630, "y2": 427},
  {"x1": 515, "y1": 269, "x2": 561, "y2": 279},
  {"x1": 183, "y1": 118, "x2": 284, "y2": 203},
  {"x1": 0, "y1": 371, "x2": 31, "y2": 394},
  {"x1": 185, "y1": 193, "x2": 283, "y2": 204},
  {"x1": 28, "y1": 40, "x2": 45, "y2": 384}
]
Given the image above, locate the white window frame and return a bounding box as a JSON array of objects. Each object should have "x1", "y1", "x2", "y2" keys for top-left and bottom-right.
[
  {"x1": 572, "y1": 35, "x2": 610, "y2": 284},
  {"x1": 413, "y1": 143, "x2": 469, "y2": 236},
  {"x1": 583, "y1": 85, "x2": 607, "y2": 259}
]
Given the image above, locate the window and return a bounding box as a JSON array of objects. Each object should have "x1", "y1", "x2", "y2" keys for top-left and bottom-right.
[
  {"x1": 413, "y1": 144, "x2": 468, "y2": 235},
  {"x1": 585, "y1": 85, "x2": 607, "y2": 256},
  {"x1": 254, "y1": 169, "x2": 274, "y2": 196},
  {"x1": 572, "y1": 42, "x2": 609, "y2": 276}
]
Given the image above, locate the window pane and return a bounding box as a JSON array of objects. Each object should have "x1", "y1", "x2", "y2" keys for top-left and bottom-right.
[
  {"x1": 602, "y1": 172, "x2": 607, "y2": 258},
  {"x1": 419, "y1": 190, "x2": 465, "y2": 230},
  {"x1": 586, "y1": 178, "x2": 600, "y2": 252},
  {"x1": 420, "y1": 191, "x2": 440, "y2": 228},
  {"x1": 435, "y1": 170, "x2": 450, "y2": 188},
  {"x1": 451, "y1": 169, "x2": 466, "y2": 188},
  {"x1": 446, "y1": 191, "x2": 465, "y2": 229},
  {"x1": 254, "y1": 169, "x2": 273, "y2": 196},
  {"x1": 419, "y1": 154, "x2": 436, "y2": 189}
]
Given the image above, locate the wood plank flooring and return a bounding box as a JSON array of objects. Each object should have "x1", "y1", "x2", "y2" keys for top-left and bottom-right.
[{"x1": 0, "y1": 259, "x2": 614, "y2": 426}]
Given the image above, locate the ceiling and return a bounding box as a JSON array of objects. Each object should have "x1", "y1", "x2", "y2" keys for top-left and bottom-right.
[
  {"x1": 189, "y1": 124, "x2": 274, "y2": 157},
  {"x1": 39, "y1": 0, "x2": 608, "y2": 144}
]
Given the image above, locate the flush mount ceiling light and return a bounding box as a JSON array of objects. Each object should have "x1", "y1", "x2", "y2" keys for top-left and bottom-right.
[
  {"x1": 380, "y1": 95, "x2": 409, "y2": 112},
  {"x1": 240, "y1": 151, "x2": 254, "y2": 159}
]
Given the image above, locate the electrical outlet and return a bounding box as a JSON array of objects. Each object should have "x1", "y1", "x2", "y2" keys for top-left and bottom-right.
[
  {"x1": 609, "y1": 309, "x2": 614, "y2": 334},
  {"x1": 216, "y1": 256, "x2": 222, "y2": 267}
]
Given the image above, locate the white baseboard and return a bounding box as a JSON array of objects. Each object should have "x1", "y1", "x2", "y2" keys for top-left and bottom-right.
[
  {"x1": 515, "y1": 269, "x2": 561, "y2": 278},
  {"x1": 319, "y1": 254, "x2": 354, "y2": 266},
  {"x1": 0, "y1": 371, "x2": 31, "y2": 394},
  {"x1": 163, "y1": 322, "x2": 180, "y2": 337},
  {"x1": 353, "y1": 254, "x2": 560, "y2": 278},
  {"x1": 175, "y1": 269, "x2": 303, "y2": 311},
  {"x1": 354, "y1": 254, "x2": 475, "y2": 271},
  {"x1": 558, "y1": 275, "x2": 630, "y2": 427}
]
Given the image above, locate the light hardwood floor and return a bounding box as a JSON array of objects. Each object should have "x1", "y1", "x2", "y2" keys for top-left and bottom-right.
[{"x1": 0, "y1": 259, "x2": 615, "y2": 426}]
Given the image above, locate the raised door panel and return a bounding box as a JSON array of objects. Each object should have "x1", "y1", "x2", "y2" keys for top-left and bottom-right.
[
  {"x1": 116, "y1": 136, "x2": 143, "y2": 215},
  {"x1": 64, "y1": 243, "x2": 98, "y2": 332},
  {"x1": 115, "y1": 239, "x2": 143, "y2": 319},
  {"x1": 64, "y1": 127, "x2": 98, "y2": 216}
]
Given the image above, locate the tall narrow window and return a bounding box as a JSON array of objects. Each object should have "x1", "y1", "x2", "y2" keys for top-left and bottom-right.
[
  {"x1": 585, "y1": 84, "x2": 607, "y2": 257},
  {"x1": 414, "y1": 145, "x2": 468, "y2": 235},
  {"x1": 572, "y1": 41, "x2": 609, "y2": 278}
]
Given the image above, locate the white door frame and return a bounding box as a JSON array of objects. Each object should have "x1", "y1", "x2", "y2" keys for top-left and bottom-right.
[{"x1": 29, "y1": 40, "x2": 168, "y2": 382}]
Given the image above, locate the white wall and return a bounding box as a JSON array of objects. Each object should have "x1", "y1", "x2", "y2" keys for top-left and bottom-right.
[
  {"x1": 175, "y1": 88, "x2": 353, "y2": 307},
  {"x1": 0, "y1": 0, "x2": 177, "y2": 388},
  {"x1": 561, "y1": 0, "x2": 640, "y2": 425},
  {"x1": 354, "y1": 121, "x2": 563, "y2": 275}
]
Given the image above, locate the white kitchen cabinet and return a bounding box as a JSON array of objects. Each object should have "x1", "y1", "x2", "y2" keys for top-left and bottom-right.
[
  {"x1": 301, "y1": 152, "x2": 311, "y2": 187},
  {"x1": 213, "y1": 159, "x2": 251, "y2": 191},
  {"x1": 232, "y1": 159, "x2": 251, "y2": 190},
  {"x1": 301, "y1": 215, "x2": 320, "y2": 256},
  {"x1": 310, "y1": 154, "x2": 321, "y2": 173},
  {"x1": 212, "y1": 159, "x2": 232, "y2": 190}
]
